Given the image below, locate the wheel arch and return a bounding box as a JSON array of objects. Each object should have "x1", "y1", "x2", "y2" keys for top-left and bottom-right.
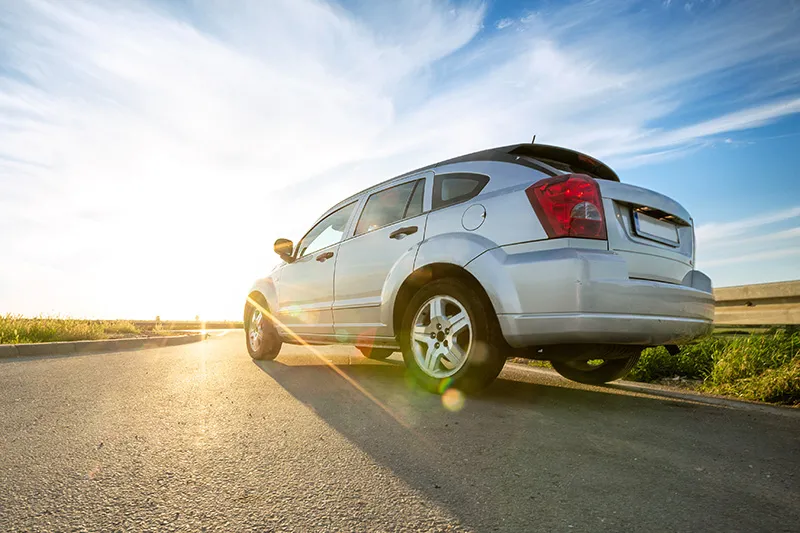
[
  {"x1": 244, "y1": 291, "x2": 266, "y2": 323},
  {"x1": 391, "y1": 263, "x2": 497, "y2": 338},
  {"x1": 244, "y1": 277, "x2": 279, "y2": 324}
]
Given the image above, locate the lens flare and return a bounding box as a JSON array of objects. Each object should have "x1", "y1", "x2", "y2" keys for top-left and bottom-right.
[
  {"x1": 441, "y1": 388, "x2": 465, "y2": 411},
  {"x1": 246, "y1": 296, "x2": 410, "y2": 429},
  {"x1": 437, "y1": 377, "x2": 454, "y2": 394}
]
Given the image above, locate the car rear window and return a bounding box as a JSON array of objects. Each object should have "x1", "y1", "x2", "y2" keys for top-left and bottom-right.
[
  {"x1": 520, "y1": 156, "x2": 606, "y2": 181},
  {"x1": 433, "y1": 173, "x2": 489, "y2": 209}
]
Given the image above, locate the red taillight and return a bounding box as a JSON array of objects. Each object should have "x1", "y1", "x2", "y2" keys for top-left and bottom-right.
[{"x1": 525, "y1": 173, "x2": 607, "y2": 240}]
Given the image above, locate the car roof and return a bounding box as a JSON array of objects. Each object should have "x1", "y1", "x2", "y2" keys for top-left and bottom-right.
[{"x1": 324, "y1": 142, "x2": 620, "y2": 215}]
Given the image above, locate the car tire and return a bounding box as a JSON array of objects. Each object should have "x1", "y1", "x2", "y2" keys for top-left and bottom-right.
[
  {"x1": 550, "y1": 346, "x2": 641, "y2": 385},
  {"x1": 357, "y1": 346, "x2": 395, "y2": 360},
  {"x1": 245, "y1": 299, "x2": 282, "y2": 361},
  {"x1": 399, "y1": 278, "x2": 506, "y2": 394}
]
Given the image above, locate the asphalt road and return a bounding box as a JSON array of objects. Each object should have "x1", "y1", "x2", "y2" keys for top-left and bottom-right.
[{"x1": 1, "y1": 332, "x2": 798, "y2": 532}]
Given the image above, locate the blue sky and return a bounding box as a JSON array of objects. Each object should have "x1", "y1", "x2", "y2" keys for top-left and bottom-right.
[{"x1": 0, "y1": 0, "x2": 798, "y2": 319}]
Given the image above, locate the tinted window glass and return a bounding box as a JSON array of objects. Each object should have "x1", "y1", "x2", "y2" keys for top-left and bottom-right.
[
  {"x1": 433, "y1": 173, "x2": 489, "y2": 209},
  {"x1": 296, "y1": 202, "x2": 357, "y2": 258},
  {"x1": 355, "y1": 180, "x2": 420, "y2": 236},
  {"x1": 405, "y1": 180, "x2": 424, "y2": 218}
]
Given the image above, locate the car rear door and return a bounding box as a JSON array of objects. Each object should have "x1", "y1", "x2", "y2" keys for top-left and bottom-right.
[
  {"x1": 275, "y1": 201, "x2": 358, "y2": 340},
  {"x1": 332, "y1": 173, "x2": 431, "y2": 340}
]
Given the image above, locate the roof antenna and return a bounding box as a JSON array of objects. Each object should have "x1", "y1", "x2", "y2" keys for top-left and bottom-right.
[{"x1": 531, "y1": 135, "x2": 536, "y2": 144}]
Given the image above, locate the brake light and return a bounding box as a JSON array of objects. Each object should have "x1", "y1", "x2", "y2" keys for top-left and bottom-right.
[{"x1": 525, "y1": 174, "x2": 607, "y2": 240}]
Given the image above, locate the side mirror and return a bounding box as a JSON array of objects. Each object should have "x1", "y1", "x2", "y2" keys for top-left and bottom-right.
[{"x1": 274, "y1": 238, "x2": 294, "y2": 263}]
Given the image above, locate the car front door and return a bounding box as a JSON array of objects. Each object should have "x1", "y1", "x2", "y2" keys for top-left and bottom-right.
[
  {"x1": 275, "y1": 201, "x2": 358, "y2": 340},
  {"x1": 333, "y1": 174, "x2": 430, "y2": 341}
]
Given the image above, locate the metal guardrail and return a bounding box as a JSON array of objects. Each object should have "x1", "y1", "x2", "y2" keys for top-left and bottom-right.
[{"x1": 714, "y1": 280, "x2": 800, "y2": 326}]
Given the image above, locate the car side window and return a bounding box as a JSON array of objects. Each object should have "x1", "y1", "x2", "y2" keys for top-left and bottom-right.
[
  {"x1": 355, "y1": 179, "x2": 424, "y2": 236},
  {"x1": 433, "y1": 173, "x2": 489, "y2": 209},
  {"x1": 405, "y1": 180, "x2": 424, "y2": 218},
  {"x1": 296, "y1": 201, "x2": 357, "y2": 258}
]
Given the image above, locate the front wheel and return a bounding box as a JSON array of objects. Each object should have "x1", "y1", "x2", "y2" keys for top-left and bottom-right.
[
  {"x1": 550, "y1": 347, "x2": 641, "y2": 385},
  {"x1": 245, "y1": 302, "x2": 282, "y2": 361},
  {"x1": 399, "y1": 278, "x2": 506, "y2": 394}
]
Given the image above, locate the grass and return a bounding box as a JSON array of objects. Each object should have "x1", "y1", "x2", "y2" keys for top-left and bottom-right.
[
  {"x1": 629, "y1": 329, "x2": 799, "y2": 406},
  {"x1": 0, "y1": 315, "x2": 183, "y2": 344},
  {"x1": 699, "y1": 330, "x2": 799, "y2": 405},
  {"x1": 518, "y1": 329, "x2": 799, "y2": 406}
]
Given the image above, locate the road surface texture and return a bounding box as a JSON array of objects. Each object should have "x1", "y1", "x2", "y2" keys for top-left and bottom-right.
[{"x1": 1, "y1": 332, "x2": 798, "y2": 532}]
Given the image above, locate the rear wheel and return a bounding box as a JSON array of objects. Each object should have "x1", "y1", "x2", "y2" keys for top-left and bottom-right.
[
  {"x1": 399, "y1": 278, "x2": 505, "y2": 394},
  {"x1": 357, "y1": 346, "x2": 395, "y2": 360},
  {"x1": 245, "y1": 301, "x2": 282, "y2": 361},
  {"x1": 550, "y1": 346, "x2": 641, "y2": 385}
]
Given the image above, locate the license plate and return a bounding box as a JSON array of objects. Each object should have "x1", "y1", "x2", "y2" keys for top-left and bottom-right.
[{"x1": 633, "y1": 211, "x2": 679, "y2": 246}]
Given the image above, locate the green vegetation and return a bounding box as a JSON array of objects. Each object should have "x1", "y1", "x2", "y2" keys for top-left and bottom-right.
[
  {"x1": 519, "y1": 329, "x2": 799, "y2": 406},
  {"x1": 629, "y1": 330, "x2": 799, "y2": 406},
  {"x1": 627, "y1": 338, "x2": 722, "y2": 383},
  {"x1": 0, "y1": 316, "x2": 175, "y2": 344}
]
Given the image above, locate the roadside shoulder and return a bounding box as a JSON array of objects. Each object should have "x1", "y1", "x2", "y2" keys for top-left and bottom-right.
[
  {"x1": 0, "y1": 333, "x2": 207, "y2": 359},
  {"x1": 508, "y1": 361, "x2": 800, "y2": 418}
]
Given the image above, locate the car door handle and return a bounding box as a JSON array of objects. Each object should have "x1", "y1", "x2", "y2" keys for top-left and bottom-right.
[
  {"x1": 389, "y1": 226, "x2": 418, "y2": 239},
  {"x1": 316, "y1": 251, "x2": 334, "y2": 262}
]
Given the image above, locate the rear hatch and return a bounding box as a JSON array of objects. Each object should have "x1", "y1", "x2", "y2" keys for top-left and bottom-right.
[
  {"x1": 597, "y1": 180, "x2": 694, "y2": 284},
  {"x1": 516, "y1": 143, "x2": 695, "y2": 284}
]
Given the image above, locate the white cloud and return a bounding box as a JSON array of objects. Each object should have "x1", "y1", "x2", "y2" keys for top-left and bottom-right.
[
  {"x1": 702, "y1": 247, "x2": 800, "y2": 268},
  {"x1": 495, "y1": 18, "x2": 514, "y2": 29},
  {"x1": 0, "y1": 0, "x2": 798, "y2": 318},
  {"x1": 695, "y1": 206, "x2": 800, "y2": 244},
  {"x1": 702, "y1": 226, "x2": 800, "y2": 249},
  {"x1": 695, "y1": 206, "x2": 800, "y2": 286},
  {"x1": 603, "y1": 97, "x2": 800, "y2": 160},
  {"x1": 702, "y1": 226, "x2": 800, "y2": 253}
]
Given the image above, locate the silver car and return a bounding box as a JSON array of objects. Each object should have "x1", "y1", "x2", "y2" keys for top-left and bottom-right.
[{"x1": 244, "y1": 143, "x2": 714, "y2": 393}]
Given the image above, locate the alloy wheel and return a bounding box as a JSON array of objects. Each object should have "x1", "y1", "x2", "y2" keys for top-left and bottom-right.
[
  {"x1": 248, "y1": 309, "x2": 264, "y2": 352},
  {"x1": 410, "y1": 295, "x2": 472, "y2": 379}
]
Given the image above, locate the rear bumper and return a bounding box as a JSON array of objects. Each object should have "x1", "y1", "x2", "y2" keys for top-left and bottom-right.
[
  {"x1": 497, "y1": 313, "x2": 713, "y2": 347},
  {"x1": 465, "y1": 242, "x2": 715, "y2": 348}
]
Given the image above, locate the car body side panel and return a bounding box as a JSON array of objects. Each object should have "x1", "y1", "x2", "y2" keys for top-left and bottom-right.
[
  {"x1": 414, "y1": 232, "x2": 498, "y2": 271},
  {"x1": 463, "y1": 239, "x2": 610, "y2": 317},
  {"x1": 421, "y1": 160, "x2": 552, "y2": 253},
  {"x1": 377, "y1": 231, "x2": 494, "y2": 337},
  {"x1": 247, "y1": 272, "x2": 280, "y2": 319},
  {"x1": 465, "y1": 241, "x2": 629, "y2": 316},
  {"x1": 333, "y1": 213, "x2": 427, "y2": 339},
  {"x1": 424, "y1": 184, "x2": 548, "y2": 248},
  {"x1": 375, "y1": 243, "x2": 425, "y2": 340}
]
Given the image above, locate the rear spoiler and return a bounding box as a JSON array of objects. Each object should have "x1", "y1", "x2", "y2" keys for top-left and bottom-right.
[{"x1": 507, "y1": 144, "x2": 620, "y2": 182}]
